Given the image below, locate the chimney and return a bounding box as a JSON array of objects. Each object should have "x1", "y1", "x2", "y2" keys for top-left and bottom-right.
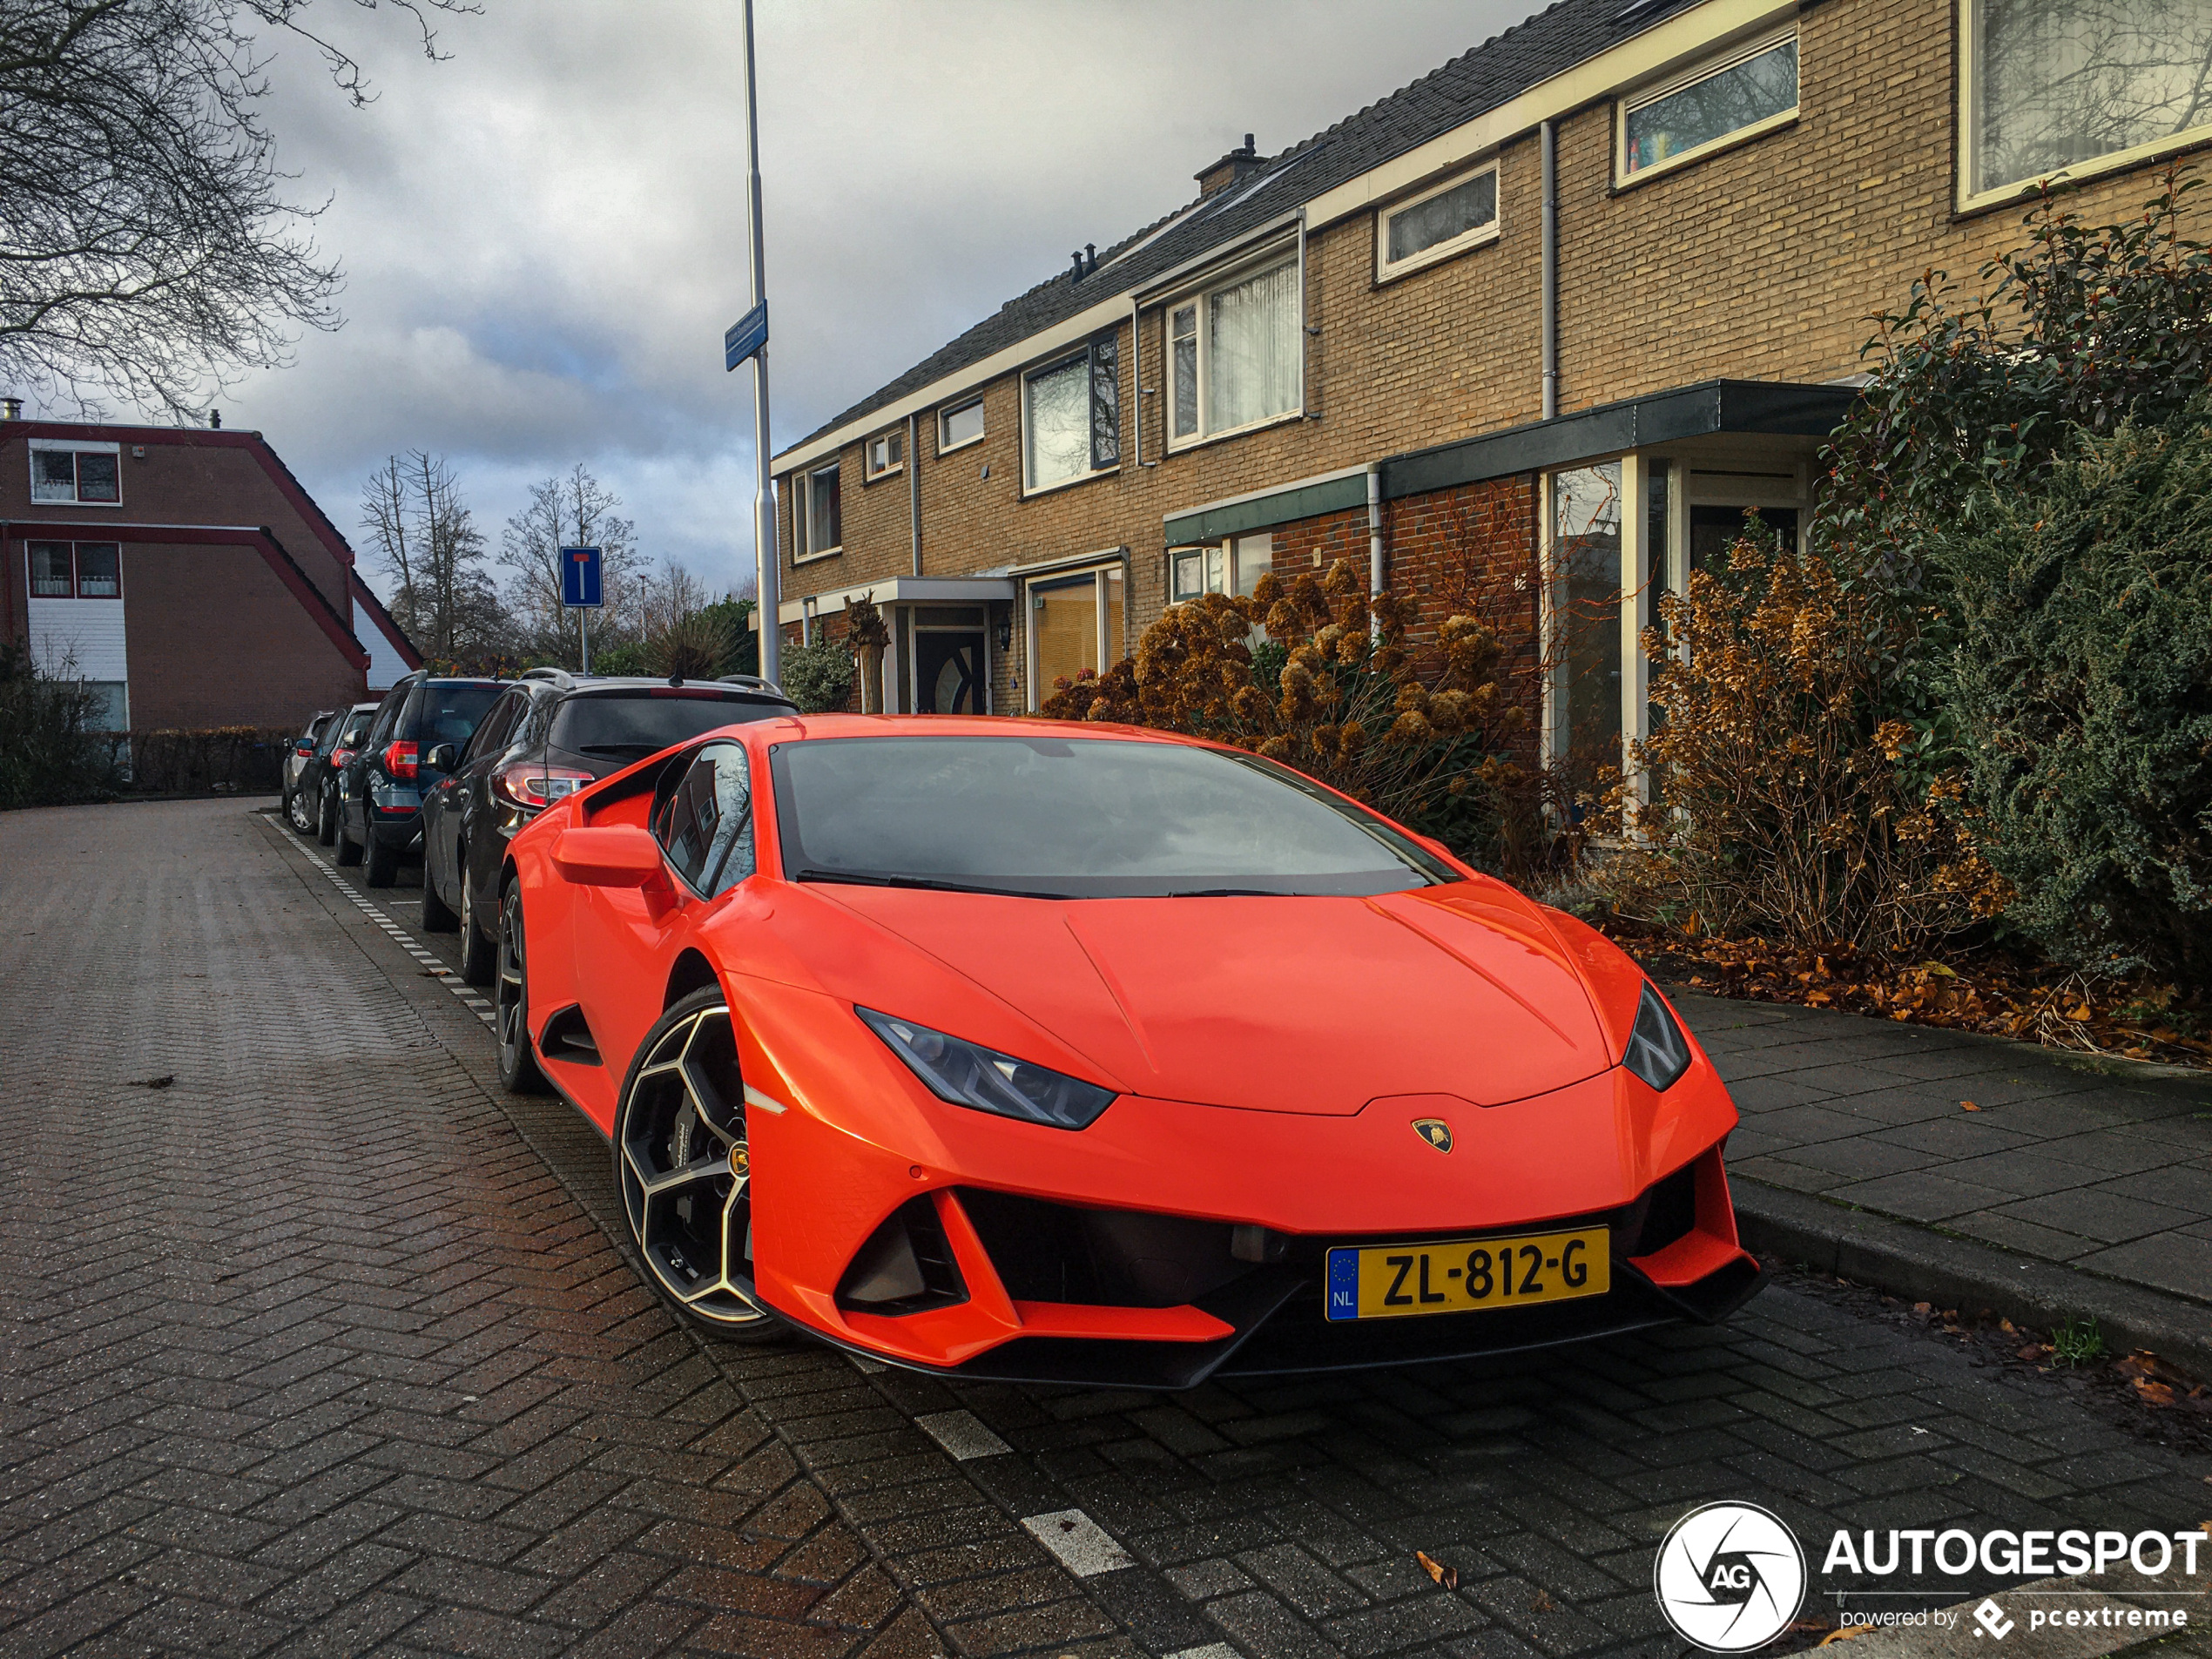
[
  {"x1": 0, "y1": 398, "x2": 20, "y2": 421},
  {"x1": 208, "y1": 408, "x2": 221, "y2": 428},
  {"x1": 1195, "y1": 132, "x2": 1261, "y2": 199}
]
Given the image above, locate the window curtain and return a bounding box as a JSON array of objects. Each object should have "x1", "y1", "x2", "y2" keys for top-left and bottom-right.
[{"x1": 1207, "y1": 258, "x2": 1299, "y2": 433}]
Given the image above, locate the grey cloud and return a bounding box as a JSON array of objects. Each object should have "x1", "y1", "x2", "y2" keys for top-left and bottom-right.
[{"x1": 204, "y1": 0, "x2": 1537, "y2": 596}]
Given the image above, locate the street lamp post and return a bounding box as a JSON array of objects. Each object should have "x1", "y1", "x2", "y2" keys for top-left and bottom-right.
[{"x1": 742, "y1": 0, "x2": 779, "y2": 683}]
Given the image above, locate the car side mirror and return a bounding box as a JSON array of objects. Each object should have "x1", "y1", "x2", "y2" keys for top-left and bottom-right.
[
  {"x1": 551, "y1": 826, "x2": 667, "y2": 888},
  {"x1": 426, "y1": 743, "x2": 458, "y2": 771},
  {"x1": 293, "y1": 739, "x2": 315, "y2": 755}
]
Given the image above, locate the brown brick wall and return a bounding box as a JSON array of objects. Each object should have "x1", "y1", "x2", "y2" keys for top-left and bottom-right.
[
  {"x1": 778, "y1": 0, "x2": 2207, "y2": 696},
  {"x1": 123, "y1": 539, "x2": 364, "y2": 729}
]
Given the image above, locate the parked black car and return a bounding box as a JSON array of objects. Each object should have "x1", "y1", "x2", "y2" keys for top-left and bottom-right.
[
  {"x1": 280, "y1": 710, "x2": 336, "y2": 831},
  {"x1": 300, "y1": 702, "x2": 378, "y2": 844},
  {"x1": 337, "y1": 672, "x2": 511, "y2": 887},
  {"x1": 421, "y1": 671, "x2": 796, "y2": 981}
]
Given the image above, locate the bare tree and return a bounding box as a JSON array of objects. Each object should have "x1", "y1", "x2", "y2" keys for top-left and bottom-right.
[
  {"x1": 360, "y1": 449, "x2": 505, "y2": 662},
  {"x1": 0, "y1": 0, "x2": 474, "y2": 418},
  {"x1": 499, "y1": 464, "x2": 640, "y2": 665}
]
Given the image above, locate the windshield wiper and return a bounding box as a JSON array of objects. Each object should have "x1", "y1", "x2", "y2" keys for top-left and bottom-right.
[
  {"x1": 790, "y1": 867, "x2": 1066, "y2": 900},
  {"x1": 1163, "y1": 887, "x2": 1291, "y2": 897}
]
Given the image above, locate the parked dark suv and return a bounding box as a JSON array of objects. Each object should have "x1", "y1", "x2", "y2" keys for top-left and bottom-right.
[
  {"x1": 338, "y1": 672, "x2": 511, "y2": 887},
  {"x1": 302, "y1": 701, "x2": 379, "y2": 845},
  {"x1": 421, "y1": 671, "x2": 796, "y2": 981}
]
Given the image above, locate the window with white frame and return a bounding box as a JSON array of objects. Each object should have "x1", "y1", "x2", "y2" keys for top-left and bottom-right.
[
  {"x1": 1379, "y1": 164, "x2": 1500, "y2": 280},
  {"x1": 1961, "y1": 0, "x2": 2212, "y2": 205},
  {"x1": 864, "y1": 429, "x2": 903, "y2": 480},
  {"x1": 1026, "y1": 564, "x2": 1123, "y2": 705},
  {"x1": 794, "y1": 462, "x2": 840, "y2": 561},
  {"x1": 938, "y1": 397, "x2": 984, "y2": 453},
  {"x1": 1169, "y1": 533, "x2": 1273, "y2": 605},
  {"x1": 1167, "y1": 249, "x2": 1302, "y2": 448},
  {"x1": 28, "y1": 541, "x2": 121, "y2": 598},
  {"x1": 1022, "y1": 332, "x2": 1118, "y2": 492},
  {"x1": 30, "y1": 442, "x2": 120, "y2": 505},
  {"x1": 1618, "y1": 28, "x2": 1798, "y2": 181}
]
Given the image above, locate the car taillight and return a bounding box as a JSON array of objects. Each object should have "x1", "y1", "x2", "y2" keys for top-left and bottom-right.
[
  {"x1": 494, "y1": 760, "x2": 594, "y2": 809},
  {"x1": 384, "y1": 739, "x2": 419, "y2": 780},
  {"x1": 330, "y1": 749, "x2": 355, "y2": 769},
  {"x1": 294, "y1": 739, "x2": 315, "y2": 755}
]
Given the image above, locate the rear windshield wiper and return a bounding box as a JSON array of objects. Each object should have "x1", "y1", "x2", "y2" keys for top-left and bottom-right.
[
  {"x1": 576, "y1": 744, "x2": 659, "y2": 758},
  {"x1": 790, "y1": 867, "x2": 1066, "y2": 900}
]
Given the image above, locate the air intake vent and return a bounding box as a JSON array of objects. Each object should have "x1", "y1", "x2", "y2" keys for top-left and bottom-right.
[{"x1": 836, "y1": 1197, "x2": 966, "y2": 1315}]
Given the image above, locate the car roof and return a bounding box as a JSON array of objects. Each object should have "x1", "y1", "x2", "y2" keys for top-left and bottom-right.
[{"x1": 743, "y1": 713, "x2": 1202, "y2": 745}]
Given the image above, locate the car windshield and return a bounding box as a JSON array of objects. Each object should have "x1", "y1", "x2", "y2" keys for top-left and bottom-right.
[
  {"x1": 551, "y1": 692, "x2": 786, "y2": 760},
  {"x1": 770, "y1": 735, "x2": 1457, "y2": 899},
  {"x1": 404, "y1": 685, "x2": 503, "y2": 748}
]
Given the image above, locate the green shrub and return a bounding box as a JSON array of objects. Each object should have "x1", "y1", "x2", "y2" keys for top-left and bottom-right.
[
  {"x1": 1932, "y1": 407, "x2": 2212, "y2": 981},
  {"x1": 125, "y1": 726, "x2": 291, "y2": 795},
  {"x1": 779, "y1": 640, "x2": 854, "y2": 713},
  {"x1": 0, "y1": 646, "x2": 119, "y2": 809}
]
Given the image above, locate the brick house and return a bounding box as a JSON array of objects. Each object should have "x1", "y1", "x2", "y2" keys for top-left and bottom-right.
[
  {"x1": 0, "y1": 415, "x2": 419, "y2": 732},
  {"x1": 769, "y1": 0, "x2": 2209, "y2": 773}
]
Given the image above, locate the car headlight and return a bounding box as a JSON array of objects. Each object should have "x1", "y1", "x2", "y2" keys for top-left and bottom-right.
[
  {"x1": 1623, "y1": 982, "x2": 1692, "y2": 1092},
  {"x1": 857, "y1": 1008, "x2": 1116, "y2": 1130}
]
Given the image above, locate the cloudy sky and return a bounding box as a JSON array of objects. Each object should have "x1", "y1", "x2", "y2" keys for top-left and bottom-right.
[{"x1": 211, "y1": 0, "x2": 1540, "y2": 605}]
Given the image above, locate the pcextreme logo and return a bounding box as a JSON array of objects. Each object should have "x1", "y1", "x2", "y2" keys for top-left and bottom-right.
[{"x1": 1653, "y1": 1502, "x2": 1808, "y2": 1652}]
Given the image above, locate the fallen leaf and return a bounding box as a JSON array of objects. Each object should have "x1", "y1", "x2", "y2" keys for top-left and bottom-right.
[
  {"x1": 2017, "y1": 1345, "x2": 2044, "y2": 1361},
  {"x1": 2134, "y1": 1379, "x2": 2177, "y2": 1407},
  {"x1": 131, "y1": 1076, "x2": 175, "y2": 1090},
  {"x1": 1533, "y1": 1591, "x2": 1556, "y2": 1612},
  {"x1": 1818, "y1": 1629, "x2": 1864, "y2": 1647},
  {"x1": 1416, "y1": 1550, "x2": 1460, "y2": 1591},
  {"x1": 1959, "y1": 1100, "x2": 1981, "y2": 1112},
  {"x1": 1912, "y1": 1301, "x2": 1932, "y2": 1315}
]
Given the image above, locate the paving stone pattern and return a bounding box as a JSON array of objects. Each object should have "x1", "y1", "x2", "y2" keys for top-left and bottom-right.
[
  {"x1": 1682, "y1": 995, "x2": 2212, "y2": 1308},
  {"x1": 3, "y1": 801, "x2": 2209, "y2": 1659}
]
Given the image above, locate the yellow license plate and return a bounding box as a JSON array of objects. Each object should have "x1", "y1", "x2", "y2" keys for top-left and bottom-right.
[{"x1": 1324, "y1": 1227, "x2": 1608, "y2": 1321}]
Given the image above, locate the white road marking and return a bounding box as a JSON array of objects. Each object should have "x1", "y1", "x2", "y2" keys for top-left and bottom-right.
[
  {"x1": 1022, "y1": 1508, "x2": 1133, "y2": 1577},
  {"x1": 280, "y1": 826, "x2": 496, "y2": 1028},
  {"x1": 914, "y1": 1409, "x2": 1011, "y2": 1462}
]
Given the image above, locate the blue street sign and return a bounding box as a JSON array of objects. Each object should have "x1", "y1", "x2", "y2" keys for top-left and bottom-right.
[
  {"x1": 560, "y1": 546, "x2": 603, "y2": 608},
  {"x1": 724, "y1": 300, "x2": 768, "y2": 372}
]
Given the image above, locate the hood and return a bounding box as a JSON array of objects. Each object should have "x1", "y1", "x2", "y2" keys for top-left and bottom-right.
[{"x1": 792, "y1": 880, "x2": 1615, "y2": 1116}]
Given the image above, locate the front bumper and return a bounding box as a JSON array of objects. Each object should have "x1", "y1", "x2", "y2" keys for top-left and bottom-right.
[{"x1": 808, "y1": 1148, "x2": 1762, "y2": 1390}]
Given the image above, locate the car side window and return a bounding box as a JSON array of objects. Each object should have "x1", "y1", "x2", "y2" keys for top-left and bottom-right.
[
  {"x1": 462, "y1": 693, "x2": 521, "y2": 765},
  {"x1": 366, "y1": 685, "x2": 409, "y2": 745},
  {"x1": 653, "y1": 743, "x2": 754, "y2": 896}
]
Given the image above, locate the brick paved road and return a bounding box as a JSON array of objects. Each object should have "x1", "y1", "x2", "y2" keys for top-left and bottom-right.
[
  {"x1": 1680, "y1": 995, "x2": 2212, "y2": 1308},
  {"x1": 3, "y1": 801, "x2": 2208, "y2": 1659}
]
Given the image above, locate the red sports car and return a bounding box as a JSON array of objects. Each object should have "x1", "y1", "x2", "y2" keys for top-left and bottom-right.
[{"x1": 494, "y1": 715, "x2": 1761, "y2": 1387}]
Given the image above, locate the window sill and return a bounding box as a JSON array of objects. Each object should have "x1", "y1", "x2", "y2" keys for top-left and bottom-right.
[
  {"x1": 1163, "y1": 407, "x2": 1306, "y2": 459},
  {"x1": 792, "y1": 545, "x2": 843, "y2": 566},
  {"x1": 1376, "y1": 222, "x2": 1501, "y2": 285},
  {"x1": 1019, "y1": 465, "x2": 1118, "y2": 502},
  {"x1": 1953, "y1": 128, "x2": 2212, "y2": 219},
  {"x1": 935, "y1": 434, "x2": 985, "y2": 457},
  {"x1": 31, "y1": 497, "x2": 123, "y2": 509},
  {"x1": 1610, "y1": 109, "x2": 1797, "y2": 192},
  {"x1": 861, "y1": 465, "x2": 904, "y2": 485}
]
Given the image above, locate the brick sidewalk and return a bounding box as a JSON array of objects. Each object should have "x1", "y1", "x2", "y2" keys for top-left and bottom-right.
[{"x1": 1677, "y1": 994, "x2": 2212, "y2": 1308}]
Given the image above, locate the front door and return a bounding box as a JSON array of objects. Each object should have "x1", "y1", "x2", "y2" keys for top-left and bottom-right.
[{"x1": 914, "y1": 631, "x2": 985, "y2": 714}]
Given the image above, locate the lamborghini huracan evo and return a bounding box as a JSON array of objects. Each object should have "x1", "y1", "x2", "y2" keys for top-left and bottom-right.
[{"x1": 494, "y1": 715, "x2": 1763, "y2": 1387}]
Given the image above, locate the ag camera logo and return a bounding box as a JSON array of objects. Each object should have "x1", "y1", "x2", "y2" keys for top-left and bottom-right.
[{"x1": 1655, "y1": 1501, "x2": 1808, "y2": 1652}]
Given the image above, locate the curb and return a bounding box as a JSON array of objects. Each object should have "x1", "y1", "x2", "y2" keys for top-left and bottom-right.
[{"x1": 1730, "y1": 1180, "x2": 2212, "y2": 1384}]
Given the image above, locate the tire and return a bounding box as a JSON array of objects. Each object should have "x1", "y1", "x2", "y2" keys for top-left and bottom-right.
[
  {"x1": 288, "y1": 780, "x2": 316, "y2": 834},
  {"x1": 458, "y1": 860, "x2": 496, "y2": 986},
  {"x1": 364, "y1": 825, "x2": 400, "y2": 888},
  {"x1": 495, "y1": 881, "x2": 550, "y2": 1095},
  {"x1": 334, "y1": 806, "x2": 363, "y2": 866},
  {"x1": 315, "y1": 786, "x2": 338, "y2": 846},
  {"x1": 611, "y1": 987, "x2": 781, "y2": 1339},
  {"x1": 421, "y1": 849, "x2": 458, "y2": 931}
]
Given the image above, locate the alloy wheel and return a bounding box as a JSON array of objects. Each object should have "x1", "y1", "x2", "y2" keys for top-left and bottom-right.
[
  {"x1": 617, "y1": 1003, "x2": 765, "y2": 1327},
  {"x1": 494, "y1": 887, "x2": 545, "y2": 1092}
]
